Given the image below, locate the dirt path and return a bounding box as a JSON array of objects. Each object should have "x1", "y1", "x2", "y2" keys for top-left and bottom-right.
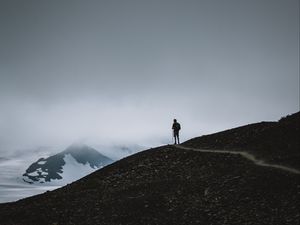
[{"x1": 174, "y1": 145, "x2": 300, "y2": 175}]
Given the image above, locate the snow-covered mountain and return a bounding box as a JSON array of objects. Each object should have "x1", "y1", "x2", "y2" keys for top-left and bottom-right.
[{"x1": 23, "y1": 144, "x2": 113, "y2": 184}]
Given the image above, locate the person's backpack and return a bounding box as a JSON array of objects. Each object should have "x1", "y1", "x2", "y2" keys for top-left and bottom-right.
[{"x1": 175, "y1": 123, "x2": 181, "y2": 131}]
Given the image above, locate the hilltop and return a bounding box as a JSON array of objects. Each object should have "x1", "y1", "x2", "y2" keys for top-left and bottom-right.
[
  {"x1": 184, "y1": 112, "x2": 300, "y2": 169},
  {"x1": 0, "y1": 112, "x2": 299, "y2": 225}
]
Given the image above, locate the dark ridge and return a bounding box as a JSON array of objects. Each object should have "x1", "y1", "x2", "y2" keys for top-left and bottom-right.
[
  {"x1": 0, "y1": 112, "x2": 299, "y2": 225},
  {"x1": 23, "y1": 154, "x2": 65, "y2": 182},
  {"x1": 183, "y1": 111, "x2": 300, "y2": 169},
  {"x1": 1, "y1": 145, "x2": 299, "y2": 225}
]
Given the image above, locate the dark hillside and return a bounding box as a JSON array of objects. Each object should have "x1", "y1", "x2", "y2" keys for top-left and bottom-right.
[
  {"x1": 0, "y1": 112, "x2": 299, "y2": 225},
  {"x1": 184, "y1": 112, "x2": 300, "y2": 169},
  {"x1": 0, "y1": 145, "x2": 299, "y2": 225}
]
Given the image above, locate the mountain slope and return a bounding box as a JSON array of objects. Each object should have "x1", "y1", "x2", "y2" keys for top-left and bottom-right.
[
  {"x1": 0, "y1": 113, "x2": 299, "y2": 225},
  {"x1": 23, "y1": 144, "x2": 113, "y2": 184},
  {"x1": 0, "y1": 145, "x2": 299, "y2": 225},
  {"x1": 184, "y1": 112, "x2": 300, "y2": 169}
]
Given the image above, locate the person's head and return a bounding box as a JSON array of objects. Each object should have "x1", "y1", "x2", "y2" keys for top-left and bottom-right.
[{"x1": 173, "y1": 119, "x2": 177, "y2": 123}]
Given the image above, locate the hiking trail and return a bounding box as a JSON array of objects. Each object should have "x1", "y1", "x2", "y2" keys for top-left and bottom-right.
[{"x1": 174, "y1": 145, "x2": 300, "y2": 175}]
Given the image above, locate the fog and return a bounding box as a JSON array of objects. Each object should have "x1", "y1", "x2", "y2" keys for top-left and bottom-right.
[{"x1": 0, "y1": 0, "x2": 299, "y2": 154}]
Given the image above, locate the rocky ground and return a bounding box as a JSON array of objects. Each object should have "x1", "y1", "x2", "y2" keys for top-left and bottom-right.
[
  {"x1": 184, "y1": 112, "x2": 300, "y2": 169},
  {"x1": 0, "y1": 112, "x2": 299, "y2": 225}
]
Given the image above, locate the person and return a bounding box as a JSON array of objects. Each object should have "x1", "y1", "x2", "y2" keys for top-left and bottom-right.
[{"x1": 172, "y1": 119, "x2": 181, "y2": 144}]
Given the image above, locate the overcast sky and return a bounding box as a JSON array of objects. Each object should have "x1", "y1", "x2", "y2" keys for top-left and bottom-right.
[{"x1": 0, "y1": 0, "x2": 299, "y2": 152}]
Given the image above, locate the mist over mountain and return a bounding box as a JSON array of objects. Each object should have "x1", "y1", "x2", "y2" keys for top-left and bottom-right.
[
  {"x1": 0, "y1": 0, "x2": 298, "y2": 155},
  {"x1": 23, "y1": 144, "x2": 113, "y2": 184},
  {"x1": 0, "y1": 0, "x2": 298, "y2": 223},
  {"x1": 0, "y1": 144, "x2": 139, "y2": 203}
]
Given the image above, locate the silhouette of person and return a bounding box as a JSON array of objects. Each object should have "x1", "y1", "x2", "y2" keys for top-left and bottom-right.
[{"x1": 172, "y1": 119, "x2": 181, "y2": 144}]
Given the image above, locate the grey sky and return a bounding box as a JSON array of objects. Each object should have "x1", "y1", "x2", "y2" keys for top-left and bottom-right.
[{"x1": 0, "y1": 0, "x2": 299, "y2": 151}]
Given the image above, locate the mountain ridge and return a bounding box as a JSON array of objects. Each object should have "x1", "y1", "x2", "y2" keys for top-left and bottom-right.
[
  {"x1": 183, "y1": 111, "x2": 300, "y2": 169},
  {"x1": 1, "y1": 112, "x2": 299, "y2": 225},
  {"x1": 22, "y1": 144, "x2": 113, "y2": 184}
]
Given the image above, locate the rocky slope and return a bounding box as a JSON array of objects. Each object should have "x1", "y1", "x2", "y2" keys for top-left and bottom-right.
[
  {"x1": 0, "y1": 112, "x2": 299, "y2": 225},
  {"x1": 184, "y1": 112, "x2": 300, "y2": 169}
]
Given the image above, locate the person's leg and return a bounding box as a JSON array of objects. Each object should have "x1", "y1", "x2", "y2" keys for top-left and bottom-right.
[
  {"x1": 177, "y1": 134, "x2": 180, "y2": 144},
  {"x1": 173, "y1": 132, "x2": 177, "y2": 144},
  {"x1": 175, "y1": 133, "x2": 179, "y2": 144}
]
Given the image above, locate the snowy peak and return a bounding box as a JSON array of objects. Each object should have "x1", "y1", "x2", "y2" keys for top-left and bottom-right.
[
  {"x1": 23, "y1": 144, "x2": 113, "y2": 184},
  {"x1": 62, "y1": 144, "x2": 112, "y2": 169}
]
